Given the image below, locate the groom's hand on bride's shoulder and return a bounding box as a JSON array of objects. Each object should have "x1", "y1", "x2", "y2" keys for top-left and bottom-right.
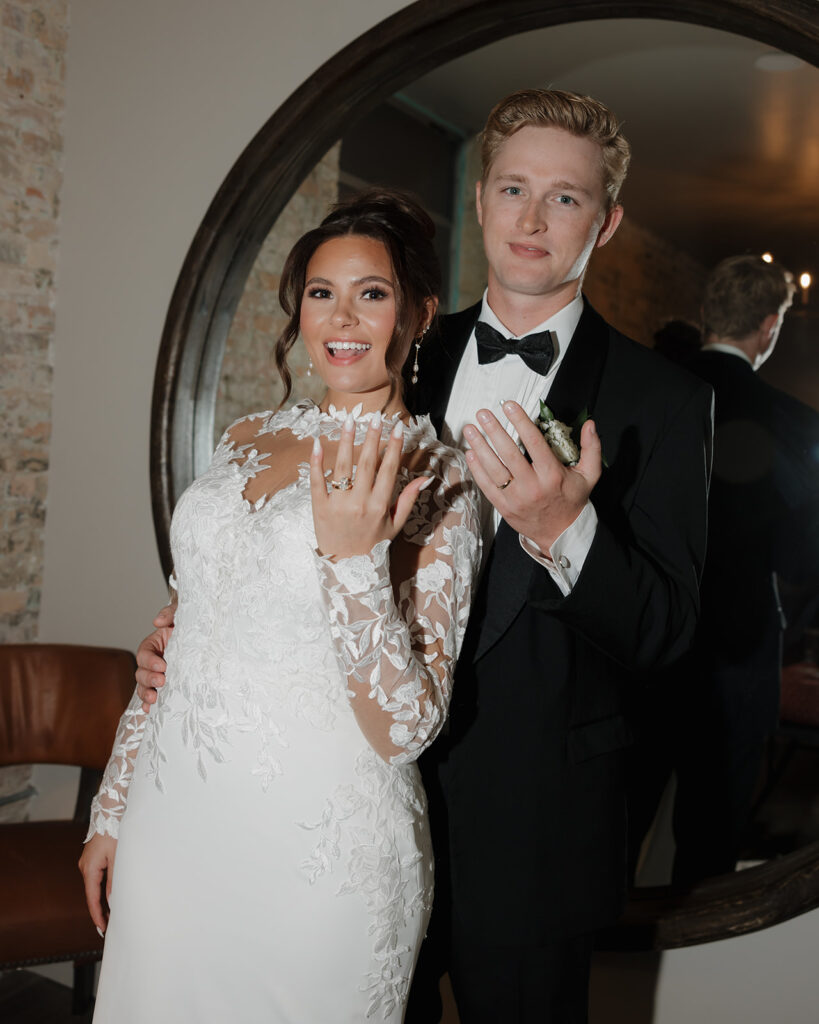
[
  {"x1": 135, "y1": 602, "x2": 176, "y2": 712},
  {"x1": 463, "y1": 401, "x2": 602, "y2": 552}
]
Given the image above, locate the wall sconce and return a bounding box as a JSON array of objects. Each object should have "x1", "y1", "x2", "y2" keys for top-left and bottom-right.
[{"x1": 799, "y1": 272, "x2": 811, "y2": 305}]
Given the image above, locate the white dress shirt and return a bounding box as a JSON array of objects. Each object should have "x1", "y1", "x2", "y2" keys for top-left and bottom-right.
[
  {"x1": 701, "y1": 342, "x2": 754, "y2": 367},
  {"x1": 441, "y1": 291, "x2": 597, "y2": 594}
]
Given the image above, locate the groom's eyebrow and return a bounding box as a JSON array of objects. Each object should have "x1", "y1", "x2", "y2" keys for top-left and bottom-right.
[{"x1": 550, "y1": 178, "x2": 595, "y2": 199}]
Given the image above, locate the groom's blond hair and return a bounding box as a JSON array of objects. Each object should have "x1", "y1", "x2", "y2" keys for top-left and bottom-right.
[{"x1": 480, "y1": 88, "x2": 631, "y2": 211}]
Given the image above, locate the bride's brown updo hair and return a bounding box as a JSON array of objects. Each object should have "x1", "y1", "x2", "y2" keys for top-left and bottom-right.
[{"x1": 275, "y1": 188, "x2": 441, "y2": 409}]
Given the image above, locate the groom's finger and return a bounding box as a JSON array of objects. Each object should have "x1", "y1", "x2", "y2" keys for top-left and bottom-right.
[
  {"x1": 473, "y1": 408, "x2": 532, "y2": 475},
  {"x1": 462, "y1": 423, "x2": 514, "y2": 490},
  {"x1": 499, "y1": 400, "x2": 560, "y2": 474},
  {"x1": 574, "y1": 419, "x2": 603, "y2": 488}
]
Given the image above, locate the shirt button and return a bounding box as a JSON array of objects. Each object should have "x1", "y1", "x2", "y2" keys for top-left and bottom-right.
[{"x1": 558, "y1": 555, "x2": 571, "y2": 570}]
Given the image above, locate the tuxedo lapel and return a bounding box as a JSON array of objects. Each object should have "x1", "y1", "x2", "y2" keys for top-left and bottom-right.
[
  {"x1": 471, "y1": 298, "x2": 611, "y2": 663},
  {"x1": 544, "y1": 298, "x2": 610, "y2": 425},
  {"x1": 471, "y1": 520, "x2": 539, "y2": 662}
]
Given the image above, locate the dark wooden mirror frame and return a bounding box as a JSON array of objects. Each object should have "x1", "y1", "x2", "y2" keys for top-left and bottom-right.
[{"x1": 150, "y1": 0, "x2": 819, "y2": 949}]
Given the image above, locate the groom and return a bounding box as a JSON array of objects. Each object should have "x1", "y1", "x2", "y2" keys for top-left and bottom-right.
[
  {"x1": 137, "y1": 90, "x2": 712, "y2": 1021},
  {"x1": 401, "y1": 89, "x2": 712, "y2": 1022}
]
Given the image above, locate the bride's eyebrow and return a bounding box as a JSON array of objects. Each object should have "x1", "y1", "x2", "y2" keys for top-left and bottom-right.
[{"x1": 353, "y1": 275, "x2": 393, "y2": 287}]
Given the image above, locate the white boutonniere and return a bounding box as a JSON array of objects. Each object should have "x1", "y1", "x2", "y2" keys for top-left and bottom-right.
[{"x1": 537, "y1": 402, "x2": 607, "y2": 468}]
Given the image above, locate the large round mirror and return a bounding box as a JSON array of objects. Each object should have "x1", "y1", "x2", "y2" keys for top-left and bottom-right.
[{"x1": 150, "y1": 0, "x2": 819, "y2": 949}]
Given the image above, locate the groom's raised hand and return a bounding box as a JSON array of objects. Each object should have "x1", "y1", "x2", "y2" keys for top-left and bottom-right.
[{"x1": 463, "y1": 400, "x2": 602, "y2": 552}]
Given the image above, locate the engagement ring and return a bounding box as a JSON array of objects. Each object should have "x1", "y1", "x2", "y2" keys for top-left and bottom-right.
[{"x1": 330, "y1": 477, "x2": 352, "y2": 491}]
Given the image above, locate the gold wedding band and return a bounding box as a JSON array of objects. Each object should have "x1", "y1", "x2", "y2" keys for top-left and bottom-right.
[
  {"x1": 330, "y1": 477, "x2": 352, "y2": 491},
  {"x1": 498, "y1": 477, "x2": 513, "y2": 490}
]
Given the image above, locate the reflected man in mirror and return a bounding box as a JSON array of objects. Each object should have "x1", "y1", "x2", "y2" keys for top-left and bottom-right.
[{"x1": 629, "y1": 255, "x2": 819, "y2": 886}]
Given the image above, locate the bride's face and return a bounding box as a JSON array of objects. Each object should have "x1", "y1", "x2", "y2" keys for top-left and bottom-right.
[{"x1": 300, "y1": 235, "x2": 398, "y2": 411}]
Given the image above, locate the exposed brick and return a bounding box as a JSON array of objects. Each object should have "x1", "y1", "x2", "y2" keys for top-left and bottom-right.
[
  {"x1": 0, "y1": 0, "x2": 67, "y2": 645},
  {"x1": 0, "y1": 591, "x2": 26, "y2": 614}
]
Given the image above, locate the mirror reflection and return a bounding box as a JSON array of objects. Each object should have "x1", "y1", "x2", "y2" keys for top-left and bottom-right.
[{"x1": 212, "y1": 18, "x2": 819, "y2": 891}]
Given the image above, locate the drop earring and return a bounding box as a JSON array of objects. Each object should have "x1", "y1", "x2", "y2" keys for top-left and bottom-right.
[
  {"x1": 306, "y1": 358, "x2": 313, "y2": 377},
  {"x1": 411, "y1": 325, "x2": 429, "y2": 385}
]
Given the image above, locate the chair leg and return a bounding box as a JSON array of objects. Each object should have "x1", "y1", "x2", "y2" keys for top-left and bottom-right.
[{"x1": 72, "y1": 961, "x2": 96, "y2": 1015}]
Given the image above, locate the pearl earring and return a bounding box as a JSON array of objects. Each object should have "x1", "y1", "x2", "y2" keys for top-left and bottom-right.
[{"x1": 411, "y1": 325, "x2": 429, "y2": 385}]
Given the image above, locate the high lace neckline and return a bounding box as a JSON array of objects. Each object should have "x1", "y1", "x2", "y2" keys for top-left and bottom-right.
[{"x1": 263, "y1": 399, "x2": 433, "y2": 450}]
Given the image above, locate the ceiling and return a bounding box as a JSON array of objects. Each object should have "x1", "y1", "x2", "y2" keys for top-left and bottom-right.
[{"x1": 401, "y1": 18, "x2": 819, "y2": 279}]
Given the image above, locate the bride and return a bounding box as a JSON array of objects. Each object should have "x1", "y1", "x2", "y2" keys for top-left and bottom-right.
[{"x1": 79, "y1": 189, "x2": 481, "y2": 1023}]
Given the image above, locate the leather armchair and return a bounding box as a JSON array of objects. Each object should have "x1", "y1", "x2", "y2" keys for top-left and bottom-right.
[{"x1": 0, "y1": 644, "x2": 135, "y2": 1014}]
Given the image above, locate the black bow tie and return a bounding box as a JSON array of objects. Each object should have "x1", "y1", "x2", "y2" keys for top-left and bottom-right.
[{"x1": 475, "y1": 321, "x2": 555, "y2": 376}]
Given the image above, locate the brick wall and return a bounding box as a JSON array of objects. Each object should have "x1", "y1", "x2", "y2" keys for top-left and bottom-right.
[
  {"x1": 0, "y1": 0, "x2": 69, "y2": 819},
  {"x1": 584, "y1": 217, "x2": 707, "y2": 346},
  {"x1": 214, "y1": 143, "x2": 340, "y2": 442}
]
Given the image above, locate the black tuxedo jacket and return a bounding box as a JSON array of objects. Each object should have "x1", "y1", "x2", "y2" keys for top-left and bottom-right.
[
  {"x1": 685, "y1": 349, "x2": 819, "y2": 726},
  {"x1": 407, "y1": 300, "x2": 713, "y2": 945}
]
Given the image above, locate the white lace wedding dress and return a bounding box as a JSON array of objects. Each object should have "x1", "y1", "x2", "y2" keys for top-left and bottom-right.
[{"x1": 89, "y1": 401, "x2": 481, "y2": 1024}]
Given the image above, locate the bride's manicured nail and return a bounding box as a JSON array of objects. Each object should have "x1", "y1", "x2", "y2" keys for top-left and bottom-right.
[
  {"x1": 418, "y1": 477, "x2": 433, "y2": 491},
  {"x1": 344, "y1": 413, "x2": 355, "y2": 432},
  {"x1": 370, "y1": 411, "x2": 382, "y2": 431},
  {"x1": 391, "y1": 420, "x2": 404, "y2": 439},
  {"x1": 312, "y1": 436, "x2": 321, "y2": 455},
  {"x1": 96, "y1": 926, "x2": 105, "y2": 939}
]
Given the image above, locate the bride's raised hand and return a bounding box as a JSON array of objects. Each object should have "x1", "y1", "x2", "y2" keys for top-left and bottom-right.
[{"x1": 309, "y1": 411, "x2": 431, "y2": 559}]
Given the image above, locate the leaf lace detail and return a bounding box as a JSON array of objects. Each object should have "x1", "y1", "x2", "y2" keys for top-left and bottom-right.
[
  {"x1": 298, "y1": 749, "x2": 431, "y2": 1019},
  {"x1": 86, "y1": 690, "x2": 147, "y2": 840},
  {"x1": 86, "y1": 401, "x2": 481, "y2": 1017},
  {"x1": 316, "y1": 447, "x2": 481, "y2": 765}
]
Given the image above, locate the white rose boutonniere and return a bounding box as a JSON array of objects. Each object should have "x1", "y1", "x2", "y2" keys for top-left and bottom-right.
[{"x1": 536, "y1": 402, "x2": 607, "y2": 468}]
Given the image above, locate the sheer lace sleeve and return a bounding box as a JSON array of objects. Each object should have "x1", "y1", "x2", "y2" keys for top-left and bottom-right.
[
  {"x1": 85, "y1": 690, "x2": 149, "y2": 841},
  {"x1": 314, "y1": 445, "x2": 481, "y2": 765}
]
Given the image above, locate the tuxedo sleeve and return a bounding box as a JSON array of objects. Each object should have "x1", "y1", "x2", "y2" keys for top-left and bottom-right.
[{"x1": 529, "y1": 382, "x2": 713, "y2": 672}]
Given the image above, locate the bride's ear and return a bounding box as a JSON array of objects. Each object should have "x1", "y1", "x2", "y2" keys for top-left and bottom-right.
[{"x1": 420, "y1": 296, "x2": 439, "y2": 334}]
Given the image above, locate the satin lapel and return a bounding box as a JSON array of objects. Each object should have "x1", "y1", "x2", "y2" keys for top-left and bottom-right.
[
  {"x1": 471, "y1": 298, "x2": 610, "y2": 663},
  {"x1": 543, "y1": 298, "x2": 609, "y2": 425},
  {"x1": 472, "y1": 518, "x2": 539, "y2": 662},
  {"x1": 415, "y1": 302, "x2": 480, "y2": 433}
]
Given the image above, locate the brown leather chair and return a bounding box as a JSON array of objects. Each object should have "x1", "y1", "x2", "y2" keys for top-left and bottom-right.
[{"x1": 0, "y1": 644, "x2": 135, "y2": 1013}]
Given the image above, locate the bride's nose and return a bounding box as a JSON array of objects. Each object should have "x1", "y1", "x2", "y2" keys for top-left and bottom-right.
[{"x1": 330, "y1": 298, "x2": 358, "y2": 327}]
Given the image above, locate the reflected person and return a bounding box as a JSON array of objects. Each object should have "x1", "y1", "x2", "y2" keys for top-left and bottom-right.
[{"x1": 630, "y1": 255, "x2": 819, "y2": 885}]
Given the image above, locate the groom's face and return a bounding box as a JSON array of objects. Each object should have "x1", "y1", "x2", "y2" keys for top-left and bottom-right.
[{"x1": 476, "y1": 125, "x2": 622, "y2": 311}]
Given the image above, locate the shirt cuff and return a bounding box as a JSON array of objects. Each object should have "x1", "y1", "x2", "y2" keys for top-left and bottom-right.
[{"x1": 519, "y1": 502, "x2": 598, "y2": 595}]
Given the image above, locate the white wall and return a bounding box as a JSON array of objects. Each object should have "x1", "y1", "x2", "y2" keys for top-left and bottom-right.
[
  {"x1": 37, "y1": 1, "x2": 819, "y2": 1019},
  {"x1": 40, "y1": 0, "x2": 406, "y2": 647}
]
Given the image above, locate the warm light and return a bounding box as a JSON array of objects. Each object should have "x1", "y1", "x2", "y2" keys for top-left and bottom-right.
[
  {"x1": 800, "y1": 273, "x2": 812, "y2": 289},
  {"x1": 761, "y1": 252, "x2": 774, "y2": 263},
  {"x1": 754, "y1": 52, "x2": 805, "y2": 72}
]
